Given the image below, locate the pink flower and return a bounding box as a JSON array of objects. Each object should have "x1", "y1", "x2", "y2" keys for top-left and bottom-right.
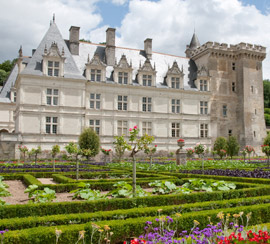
[
  {"x1": 134, "y1": 125, "x2": 138, "y2": 129},
  {"x1": 129, "y1": 128, "x2": 132, "y2": 131},
  {"x1": 155, "y1": 145, "x2": 157, "y2": 147}
]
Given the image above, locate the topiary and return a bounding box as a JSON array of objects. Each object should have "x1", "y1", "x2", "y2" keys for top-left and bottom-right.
[
  {"x1": 226, "y1": 136, "x2": 240, "y2": 159},
  {"x1": 78, "y1": 128, "x2": 100, "y2": 159}
]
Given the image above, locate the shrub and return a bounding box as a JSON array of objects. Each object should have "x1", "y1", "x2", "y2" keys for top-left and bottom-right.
[
  {"x1": 78, "y1": 128, "x2": 100, "y2": 158},
  {"x1": 214, "y1": 137, "x2": 227, "y2": 159},
  {"x1": 264, "y1": 133, "x2": 270, "y2": 146},
  {"x1": 226, "y1": 136, "x2": 240, "y2": 159}
]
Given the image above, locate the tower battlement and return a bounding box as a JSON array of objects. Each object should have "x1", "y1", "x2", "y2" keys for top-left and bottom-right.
[{"x1": 189, "y1": 41, "x2": 266, "y2": 58}]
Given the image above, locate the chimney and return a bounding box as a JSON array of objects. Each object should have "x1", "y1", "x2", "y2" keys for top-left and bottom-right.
[
  {"x1": 144, "y1": 38, "x2": 152, "y2": 59},
  {"x1": 105, "y1": 28, "x2": 116, "y2": 66},
  {"x1": 69, "y1": 26, "x2": 80, "y2": 55}
]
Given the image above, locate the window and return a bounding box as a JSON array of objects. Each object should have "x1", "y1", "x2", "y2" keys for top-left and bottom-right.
[
  {"x1": 89, "y1": 119, "x2": 100, "y2": 135},
  {"x1": 255, "y1": 109, "x2": 257, "y2": 115},
  {"x1": 232, "y1": 62, "x2": 235, "y2": 71},
  {"x1": 48, "y1": 61, "x2": 59, "y2": 77},
  {"x1": 91, "y1": 69, "x2": 101, "y2": 82},
  {"x1": 254, "y1": 131, "x2": 256, "y2": 137},
  {"x1": 232, "y1": 82, "x2": 236, "y2": 92},
  {"x1": 46, "y1": 88, "x2": 59, "y2": 106},
  {"x1": 171, "y1": 77, "x2": 180, "y2": 89},
  {"x1": 200, "y1": 101, "x2": 208, "y2": 115},
  {"x1": 143, "y1": 75, "x2": 152, "y2": 86},
  {"x1": 200, "y1": 80, "x2": 208, "y2": 91},
  {"x1": 223, "y1": 105, "x2": 227, "y2": 117},
  {"x1": 46, "y1": 117, "x2": 57, "y2": 134},
  {"x1": 13, "y1": 92, "x2": 16, "y2": 102},
  {"x1": 172, "y1": 99, "x2": 180, "y2": 113},
  {"x1": 228, "y1": 129, "x2": 232, "y2": 136},
  {"x1": 118, "y1": 95, "x2": 128, "y2": 111},
  {"x1": 90, "y1": 93, "x2": 101, "y2": 109},
  {"x1": 251, "y1": 86, "x2": 254, "y2": 94},
  {"x1": 118, "y1": 72, "x2": 128, "y2": 84},
  {"x1": 200, "y1": 124, "x2": 208, "y2": 138},
  {"x1": 142, "y1": 97, "x2": 152, "y2": 112},
  {"x1": 171, "y1": 122, "x2": 180, "y2": 137},
  {"x1": 142, "y1": 122, "x2": 152, "y2": 135},
  {"x1": 117, "y1": 120, "x2": 128, "y2": 135}
]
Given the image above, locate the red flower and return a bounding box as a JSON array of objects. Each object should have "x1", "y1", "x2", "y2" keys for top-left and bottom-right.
[{"x1": 177, "y1": 139, "x2": 185, "y2": 142}]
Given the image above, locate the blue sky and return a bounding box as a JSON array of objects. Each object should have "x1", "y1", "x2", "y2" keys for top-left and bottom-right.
[{"x1": 96, "y1": 0, "x2": 270, "y2": 28}]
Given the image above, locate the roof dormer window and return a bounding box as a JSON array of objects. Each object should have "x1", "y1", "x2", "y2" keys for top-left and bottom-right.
[
  {"x1": 42, "y1": 42, "x2": 65, "y2": 77},
  {"x1": 113, "y1": 54, "x2": 132, "y2": 85},
  {"x1": 137, "y1": 59, "x2": 156, "y2": 87},
  {"x1": 85, "y1": 53, "x2": 106, "y2": 82},
  {"x1": 48, "y1": 61, "x2": 60, "y2": 77},
  {"x1": 165, "y1": 61, "x2": 184, "y2": 89}
]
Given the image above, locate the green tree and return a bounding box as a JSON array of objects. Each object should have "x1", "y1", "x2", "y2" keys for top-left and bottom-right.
[
  {"x1": 264, "y1": 80, "x2": 270, "y2": 108},
  {"x1": 78, "y1": 128, "x2": 100, "y2": 159},
  {"x1": 213, "y1": 137, "x2": 227, "y2": 159},
  {"x1": 226, "y1": 136, "x2": 240, "y2": 159},
  {"x1": 264, "y1": 133, "x2": 270, "y2": 146},
  {"x1": 51, "y1": 145, "x2": 60, "y2": 172},
  {"x1": 0, "y1": 59, "x2": 17, "y2": 86},
  {"x1": 113, "y1": 135, "x2": 131, "y2": 162},
  {"x1": 65, "y1": 142, "x2": 82, "y2": 180}
]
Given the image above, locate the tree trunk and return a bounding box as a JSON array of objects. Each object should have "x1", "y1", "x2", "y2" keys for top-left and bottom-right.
[
  {"x1": 53, "y1": 158, "x2": 55, "y2": 172},
  {"x1": 150, "y1": 156, "x2": 152, "y2": 169},
  {"x1": 76, "y1": 156, "x2": 79, "y2": 181},
  {"x1": 201, "y1": 155, "x2": 204, "y2": 174},
  {"x1": 35, "y1": 155, "x2": 37, "y2": 165},
  {"x1": 132, "y1": 156, "x2": 136, "y2": 198}
]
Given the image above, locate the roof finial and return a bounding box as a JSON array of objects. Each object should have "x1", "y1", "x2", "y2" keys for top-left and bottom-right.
[
  {"x1": 87, "y1": 54, "x2": 90, "y2": 63},
  {"x1": 18, "y1": 45, "x2": 23, "y2": 57},
  {"x1": 53, "y1": 13, "x2": 55, "y2": 23},
  {"x1": 44, "y1": 44, "x2": 47, "y2": 54}
]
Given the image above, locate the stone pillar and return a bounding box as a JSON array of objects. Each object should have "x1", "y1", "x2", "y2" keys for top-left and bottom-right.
[{"x1": 176, "y1": 141, "x2": 187, "y2": 165}]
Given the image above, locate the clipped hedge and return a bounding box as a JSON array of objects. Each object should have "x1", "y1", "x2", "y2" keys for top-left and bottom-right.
[
  {"x1": 1, "y1": 194, "x2": 270, "y2": 231},
  {"x1": 3, "y1": 203, "x2": 270, "y2": 243},
  {"x1": 1, "y1": 184, "x2": 270, "y2": 219}
]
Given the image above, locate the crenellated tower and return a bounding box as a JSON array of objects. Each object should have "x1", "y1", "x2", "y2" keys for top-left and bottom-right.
[{"x1": 186, "y1": 39, "x2": 266, "y2": 149}]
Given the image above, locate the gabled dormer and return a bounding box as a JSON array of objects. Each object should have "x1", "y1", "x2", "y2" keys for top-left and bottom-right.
[
  {"x1": 165, "y1": 61, "x2": 184, "y2": 89},
  {"x1": 113, "y1": 54, "x2": 133, "y2": 85},
  {"x1": 137, "y1": 59, "x2": 156, "y2": 87},
  {"x1": 195, "y1": 66, "x2": 210, "y2": 92},
  {"x1": 42, "y1": 42, "x2": 66, "y2": 77},
  {"x1": 85, "y1": 53, "x2": 106, "y2": 82}
]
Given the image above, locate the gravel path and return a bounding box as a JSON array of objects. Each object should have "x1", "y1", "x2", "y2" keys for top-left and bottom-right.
[
  {"x1": 3, "y1": 180, "x2": 28, "y2": 204},
  {"x1": 37, "y1": 178, "x2": 57, "y2": 184}
]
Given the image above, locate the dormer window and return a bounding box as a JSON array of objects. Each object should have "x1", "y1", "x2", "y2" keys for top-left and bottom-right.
[
  {"x1": 113, "y1": 55, "x2": 132, "y2": 85},
  {"x1": 118, "y1": 72, "x2": 128, "y2": 84},
  {"x1": 165, "y1": 61, "x2": 184, "y2": 89},
  {"x1": 42, "y1": 42, "x2": 65, "y2": 77},
  {"x1": 143, "y1": 75, "x2": 152, "y2": 86},
  {"x1": 85, "y1": 53, "x2": 106, "y2": 82},
  {"x1": 48, "y1": 61, "x2": 60, "y2": 77},
  {"x1": 171, "y1": 77, "x2": 180, "y2": 89},
  {"x1": 200, "y1": 80, "x2": 208, "y2": 91},
  {"x1": 137, "y1": 59, "x2": 156, "y2": 87},
  {"x1": 91, "y1": 69, "x2": 101, "y2": 82}
]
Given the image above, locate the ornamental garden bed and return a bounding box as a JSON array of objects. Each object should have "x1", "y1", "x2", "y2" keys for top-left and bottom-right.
[{"x1": 0, "y1": 160, "x2": 270, "y2": 243}]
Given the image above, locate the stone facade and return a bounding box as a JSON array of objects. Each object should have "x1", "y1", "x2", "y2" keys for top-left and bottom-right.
[{"x1": 0, "y1": 19, "x2": 266, "y2": 158}]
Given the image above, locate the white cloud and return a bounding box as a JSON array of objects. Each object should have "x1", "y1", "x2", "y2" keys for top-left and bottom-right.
[
  {"x1": 116, "y1": 0, "x2": 270, "y2": 78},
  {"x1": 0, "y1": 0, "x2": 102, "y2": 62},
  {"x1": 111, "y1": 0, "x2": 128, "y2": 5}
]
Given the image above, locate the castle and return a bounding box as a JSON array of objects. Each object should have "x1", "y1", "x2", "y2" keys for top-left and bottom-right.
[{"x1": 0, "y1": 18, "x2": 266, "y2": 158}]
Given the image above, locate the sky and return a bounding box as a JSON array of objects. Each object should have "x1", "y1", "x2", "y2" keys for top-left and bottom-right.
[{"x1": 1, "y1": 0, "x2": 270, "y2": 78}]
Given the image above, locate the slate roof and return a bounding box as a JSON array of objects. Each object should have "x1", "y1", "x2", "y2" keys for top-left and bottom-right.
[
  {"x1": 189, "y1": 33, "x2": 200, "y2": 50},
  {"x1": 21, "y1": 22, "x2": 84, "y2": 80},
  {"x1": 73, "y1": 42, "x2": 195, "y2": 89}
]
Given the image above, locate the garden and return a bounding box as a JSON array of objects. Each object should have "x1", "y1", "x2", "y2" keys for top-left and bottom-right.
[{"x1": 0, "y1": 127, "x2": 270, "y2": 243}]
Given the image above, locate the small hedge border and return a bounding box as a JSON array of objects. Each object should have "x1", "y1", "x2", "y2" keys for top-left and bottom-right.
[
  {"x1": 1, "y1": 185, "x2": 270, "y2": 219},
  {"x1": 1, "y1": 194, "x2": 270, "y2": 231},
  {"x1": 3, "y1": 203, "x2": 270, "y2": 244}
]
